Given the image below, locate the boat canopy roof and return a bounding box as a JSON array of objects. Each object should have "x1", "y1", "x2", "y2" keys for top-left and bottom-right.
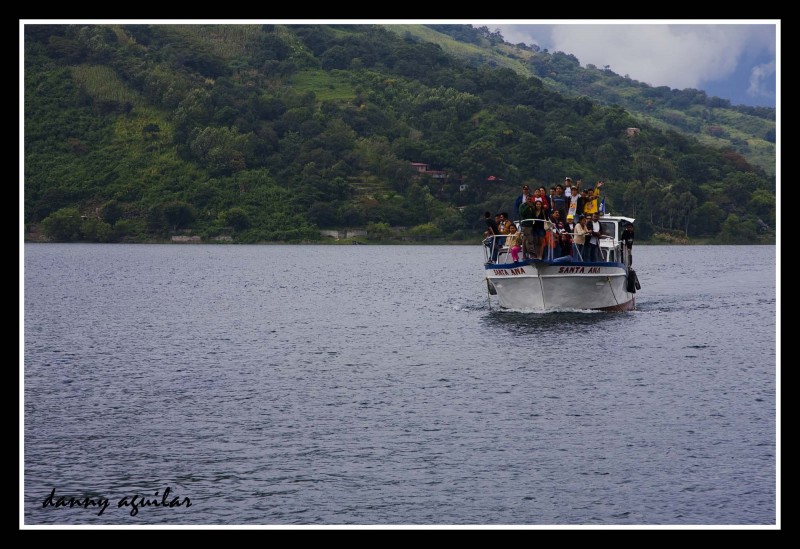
[{"x1": 599, "y1": 215, "x2": 635, "y2": 225}]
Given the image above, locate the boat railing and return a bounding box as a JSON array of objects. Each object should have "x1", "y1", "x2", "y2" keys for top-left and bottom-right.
[
  {"x1": 482, "y1": 233, "x2": 506, "y2": 264},
  {"x1": 547, "y1": 228, "x2": 618, "y2": 263},
  {"x1": 483, "y1": 219, "x2": 545, "y2": 263},
  {"x1": 484, "y1": 224, "x2": 624, "y2": 265},
  {"x1": 560, "y1": 230, "x2": 584, "y2": 261}
]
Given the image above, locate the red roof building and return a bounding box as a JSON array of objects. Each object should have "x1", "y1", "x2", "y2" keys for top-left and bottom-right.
[{"x1": 411, "y1": 162, "x2": 447, "y2": 179}]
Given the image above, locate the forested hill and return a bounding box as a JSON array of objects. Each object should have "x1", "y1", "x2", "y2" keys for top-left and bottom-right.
[
  {"x1": 24, "y1": 24, "x2": 775, "y2": 244},
  {"x1": 395, "y1": 24, "x2": 776, "y2": 177}
]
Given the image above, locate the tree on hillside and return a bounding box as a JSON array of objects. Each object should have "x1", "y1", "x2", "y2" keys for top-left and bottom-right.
[
  {"x1": 162, "y1": 201, "x2": 197, "y2": 232},
  {"x1": 42, "y1": 207, "x2": 82, "y2": 242}
]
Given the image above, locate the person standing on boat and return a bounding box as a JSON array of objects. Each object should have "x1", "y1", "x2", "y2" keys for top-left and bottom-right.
[
  {"x1": 621, "y1": 222, "x2": 634, "y2": 266},
  {"x1": 496, "y1": 212, "x2": 511, "y2": 254},
  {"x1": 560, "y1": 211, "x2": 574, "y2": 258},
  {"x1": 498, "y1": 212, "x2": 512, "y2": 235},
  {"x1": 582, "y1": 182, "x2": 603, "y2": 216},
  {"x1": 567, "y1": 178, "x2": 580, "y2": 219},
  {"x1": 550, "y1": 184, "x2": 568, "y2": 220},
  {"x1": 564, "y1": 214, "x2": 576, "y2": 258},
  {"x1": 587, "y1": 212, "x2": 602, "y2": 262},
  {"x1": 483, "y1": 211, "x2": 500, "y2": 262},
  {"x1": 535, "y1": 187, "x2": 549, "y2": 211},
  {"x1": 549, "y1": 209, "x2": 567, "y2": 258},
  {"x1": 513, "y1": 184, "x2": 532, "y2": 220},
  {"x1": 518, "y1": 196, "x2": 537, "y2": 259},
  {"x1": 576, "y1": 188, "x2": 588, "y2": 218},
  {"x1": 531, "y1": 200, "x2": 548, "y2": 260},
  {"x1": 573, "y1": 214, "x2": 589, "y2": 261}
]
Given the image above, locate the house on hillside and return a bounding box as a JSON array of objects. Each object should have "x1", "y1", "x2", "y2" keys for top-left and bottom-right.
[{"x1": 411, "y1": 162, "x2": 447, "y2": 179}]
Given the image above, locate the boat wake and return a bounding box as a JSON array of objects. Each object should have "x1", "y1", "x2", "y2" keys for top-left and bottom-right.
[
  {"x1": 452, "y1": 299, "x2": 495, "y2": 312},
  {"x1": 493, "y1": 306, "x2": 605, "y2": 314}
]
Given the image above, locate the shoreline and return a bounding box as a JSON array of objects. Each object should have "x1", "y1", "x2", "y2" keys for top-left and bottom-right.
[{"x1": 22, "y1": 238, "x2": 775, "y2": 246}]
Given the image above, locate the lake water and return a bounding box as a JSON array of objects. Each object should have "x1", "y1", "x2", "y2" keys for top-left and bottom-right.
[{"x1": 22, "y1": 244, "x2": 778, "y2": 527}]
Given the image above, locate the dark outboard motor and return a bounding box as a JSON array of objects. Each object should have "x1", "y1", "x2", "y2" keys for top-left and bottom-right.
[{"x1": 627, "y1": 269, "x2": 641, "y2": 293}]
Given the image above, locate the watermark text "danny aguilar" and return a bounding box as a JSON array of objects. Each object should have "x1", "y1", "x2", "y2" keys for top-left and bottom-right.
[{"x1": 42, "y1": 487, "x2": 192, "y2": 516}]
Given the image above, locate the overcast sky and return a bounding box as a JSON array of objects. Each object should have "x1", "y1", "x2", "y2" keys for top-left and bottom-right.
[{"x1": 491, "y1": 21, "x2": 778, "y2": 108}]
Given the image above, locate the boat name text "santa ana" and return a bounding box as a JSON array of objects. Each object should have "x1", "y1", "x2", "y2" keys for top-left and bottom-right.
[
  {"x1": 492, "y1": 268, "x2": 526, "y2": 276},
  {"x1": 557, "y1": 266, "x2": 601, "y2": 273}
]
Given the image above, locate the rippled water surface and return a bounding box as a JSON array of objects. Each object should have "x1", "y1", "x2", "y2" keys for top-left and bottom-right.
[{"x1": 23, "y1": 244, "x2": 777, "y2": 526}]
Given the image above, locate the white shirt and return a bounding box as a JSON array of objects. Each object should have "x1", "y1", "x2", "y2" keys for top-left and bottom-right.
[{"x1": 590, "y1": 220, "x2": 601, "y2": 244}]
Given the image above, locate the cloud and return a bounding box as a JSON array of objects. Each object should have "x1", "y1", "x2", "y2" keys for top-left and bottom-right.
[
  {"x1": 552, "y1": 25, "x2": 756, "y2": 89},
  {"x1": 748, "y1": 60, "x2": 776, "y2": 100},
  {"x1": 495, "y1": 22, "x2": 776, "y2": 93}
]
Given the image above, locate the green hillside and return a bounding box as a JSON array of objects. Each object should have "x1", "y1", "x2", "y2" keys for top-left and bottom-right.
[
  {"x1": 394, "y1": 24, "x2": 776, "y2": 176},
  {"x1": 24, "y1": 23, "x2": 775, "y2": 244}
]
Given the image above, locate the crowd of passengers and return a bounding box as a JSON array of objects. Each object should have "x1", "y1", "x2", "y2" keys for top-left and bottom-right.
[{"x1": 483, "y1": 177, "x2": 634, "y2": 264}]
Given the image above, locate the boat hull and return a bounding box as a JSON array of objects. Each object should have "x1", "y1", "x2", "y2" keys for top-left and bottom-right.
[{"x1": 485, "y1": 260, "x2": 635, "y2": 311}]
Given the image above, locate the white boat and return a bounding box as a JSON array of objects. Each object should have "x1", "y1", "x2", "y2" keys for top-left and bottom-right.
[{"x1": 484, "y1": 215, "x2": 640, "y2": 311}]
